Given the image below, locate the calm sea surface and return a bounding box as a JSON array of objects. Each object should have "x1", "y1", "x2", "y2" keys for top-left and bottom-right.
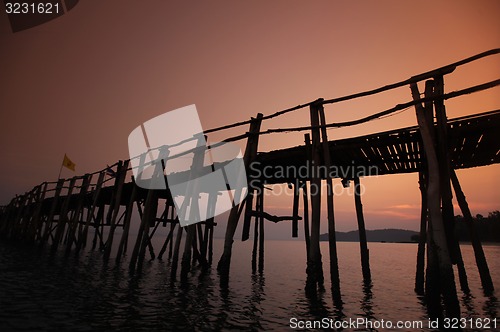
[{"x1": 0, "y1": 237, "x2": 498, "y2": 331}]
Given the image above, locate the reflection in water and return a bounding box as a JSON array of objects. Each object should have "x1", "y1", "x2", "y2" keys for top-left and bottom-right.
[
  {"x1": 461, "y1": 292, "x2": 478, "y2": 317},
  {"x1": 0, "y1": 240, "x2": 498, "y2": 331},
  {"x1": 483, "y1": 295, "x2": 498, "y2": 319},
  {"x1": 360, "y1": 280, "x2": 375, "y2": 323}
]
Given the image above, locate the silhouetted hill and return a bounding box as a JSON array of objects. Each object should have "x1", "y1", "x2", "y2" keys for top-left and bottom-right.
[{"x1": 320, "y1": 229, "x2": 418, "y2": 243}]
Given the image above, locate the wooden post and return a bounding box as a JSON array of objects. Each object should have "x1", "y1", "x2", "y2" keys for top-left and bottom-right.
[
  {"x1": 434, "y1": 76, "x2": 469, "y2": 293},
  {"x1": 91, "y1": 204, "x2": 105, "y2": 250},
  {"x1": 242, "y1": 114, "x2": 265, "y2": 241},
  {"x1": 65, "y1": 174, "x2": 92, "y2": 252},
  {"x1": 258, "y1": 188, "x2": 265, "y2": 273},
  {"x1": 158, "y1": 221, "x2": 177, "y2": 260},
  {"x1": 136, "y1": 189, "x2": 159, "y2": 271},
  {"x1": 30, "y1": 183, "x2": 48, "y2": 242},
  {"x1": 41, "y1": 179, "x2": 64, "y2": 245},
  {"x1": 171, "y1": 224, "x2": 183, "y2": 280},
  {"x1": 251, "y1": 209, "x2": 259, "y2": 273},
  {"x1": 411, "y1": 81, "x2": 460, "y2": 319},
  {"x1": 103, "y1": 160, "x2": 129, "y2": 260},
  {"x1": 306, "y1": 100, "x2": 325, "y2": 294},
  {"x1": 303, "y1": 135, "x2": 312, "y2": 257},
  {"x1": 354, "y1": 177, "x2": 371, "y2": 282},
  {"x1": 301, "y1": 180, "x2": 311, "y2": 257},
  {"x1": 77, "y1": 171, "x2": 105, "y2": 252},
  {"x1": 115, "y1": 182, "x2": 137, "y2": 263},
  {"x1": 217, "y1": 113, "x2": 263, "y2": 275},
  {"x1": 451, "y1": 169, "x2": 494, "y2": 294},
  {"x1": 292, "y1": 180, "x2": 299, "y2": 238},
  {"x1": 180, "y1": 135, "x2": 206, "y2": 279},
  {"x1": 318, "y1": 102, "x2": 340, "y2": 297},
  {"x1": 415, "y1": 170, "x2": 427, "y2": 294},
  {"x1": 52, "y1": 177, "x2": 77, "y2": 250}
]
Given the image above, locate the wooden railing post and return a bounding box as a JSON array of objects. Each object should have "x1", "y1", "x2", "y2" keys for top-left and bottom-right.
[{"x1": 217, "y1": 113, "x2": 263, "y2": 276}]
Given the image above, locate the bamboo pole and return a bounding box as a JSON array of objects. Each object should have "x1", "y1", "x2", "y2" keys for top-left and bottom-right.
[
  {"x1": 411, "y1": 81, "x2": 460, "y2": 319},
  {"x1": 292, "y1": 180, "x2": 299, "y2": 238},
  {"x1": 318, "y1": 102, "x2": 340, "y2": 295},
  {"x1": 306, "y1": 100, "x2": 325, "y2": 294},
  {"x1": 171, "y1": 224, "x2": 183, "y2": 280},
  {"x1": 77, "y1": 172, "x2": 105, "y2": 252},
  {"x1": 451, "y1": 170, "x2": 494, "y2": 294},
  {"x1": 52, "y1": 177, "x2": 77, "y2": 250},
  {"x1": 415, "y1": 170, "x2": 427, "y2": 294},
  {"x1": 354, "y1": 177, "x2": 371, "y2": 282},
  {"x1": 65, "y1": 174, "x2": 91, "y2": 252},
  {"x1": 104, "y1": 160, "x2": 129, "y2": 260},
  {"x1": 31, "y1": 182, "x2": 48, "y2": 242},
  {"x1": 217, "y1": 113, "x2": 263, "y2": 275},
  {"x1": 433, "y1": 76, "x2": 469, "y2": 293},
  {"x1": 258, "y1": 188, "x2": 265, "y2": 273},
  {"x1": 115, "y1": 182, "x2": 137, "y2": 263},
  {"x1": 251, "y1": 209, "x2": 259, "y2": 273},
  {"x1": 41, "y1": 179, "x2": 64, "y2": 245}
]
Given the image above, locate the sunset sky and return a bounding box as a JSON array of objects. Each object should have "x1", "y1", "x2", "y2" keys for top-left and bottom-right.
[{"x1": 1, "y1": 1, "x2": 499, "y2": 238}]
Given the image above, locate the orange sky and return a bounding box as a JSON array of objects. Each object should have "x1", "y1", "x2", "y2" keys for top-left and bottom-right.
[{"x1": 0, "y1": 1, "x2": 499, "y2": 236}]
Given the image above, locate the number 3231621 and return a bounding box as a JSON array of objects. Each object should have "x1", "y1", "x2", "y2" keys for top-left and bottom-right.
[{"x1": 5, "y1": 2, "x2": 60, "y2": 14}]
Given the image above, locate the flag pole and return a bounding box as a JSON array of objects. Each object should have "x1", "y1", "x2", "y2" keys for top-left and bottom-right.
[{"x1": 58, "y1": 155, "x2": 64, "y2": 180}]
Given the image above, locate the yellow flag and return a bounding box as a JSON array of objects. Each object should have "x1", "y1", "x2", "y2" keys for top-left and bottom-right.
[{"x1": 62, "y1": 154, "x2": 76, "y2": 171}]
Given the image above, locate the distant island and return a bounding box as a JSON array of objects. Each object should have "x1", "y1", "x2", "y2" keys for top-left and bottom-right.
[
  {"x1": 320, "y1": 229, "x2": 418, "y2": 243},
  {"x1": 320, "y1": 211, "x2": 500, "y2": 243}
]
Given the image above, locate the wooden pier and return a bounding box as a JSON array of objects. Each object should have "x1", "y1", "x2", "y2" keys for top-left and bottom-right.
[{"x1": 1, "y1": 49, "x2": 499, "y2": 320}]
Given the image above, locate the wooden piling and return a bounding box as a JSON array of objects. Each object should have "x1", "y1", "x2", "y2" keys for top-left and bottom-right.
[
  {"x1": 65, "y1": 174, "x2": 92, "y2": 252},
  {"x1": 115, "y1": 181, "x2": 137, "y2": 263},
  {"x1": 171, "y1": 224, "x2": 183, "y2": 280},
  {"x1": 306, "y1": 100, "x2": 325, "y2": 294},
  {"x1": 301, "y1": 181, "x2": 311, "y2": 257},
  {"x1": 292, "y1": 180, "x2": 299, "y2": 238},
  {"x1": 318, "y1": 102, "x2": 341, "y2": 296},
  {"x1": 52, "y1": 177, "x2": 77, "y2": 250},
  {"x1": 257, "y1": 188, "x2": 265, "y2": 273},
  {"x1": 76, "y1": 172, "x2": 105, "y2": 252},
  {"x1": 354, "y1": 177, "x2": 371, "y2": 282},
  {"x1": 218, "y1": 113, "x2": 263, "y2": 275},
  {"x1": 415, "y1": 170, "x2": 427, "y2": 294},
  {"x1": 433, "y1": 76, "x2": 469, "y2": 293},
  {"x1": 103, "y1": 160, "x2": 129, "y2": 260},
  {"x1": 41, "y1": 179, "x2": 64, "y2": 245},
  {"x1": 29, "y1": 183, "x2": 48, "y2": 242},
  {"x1": 411, "y1": 81, "x2": 460, "y2": 318},
  {"x1": 451, "y1": 169, "x2": 494, "y2": 294},
  {"x1": 251, "y1": 209, "x2": 259, "y2": 273}
]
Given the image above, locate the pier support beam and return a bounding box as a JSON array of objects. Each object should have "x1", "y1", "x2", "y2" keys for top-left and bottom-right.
[
  {"x1": 305, "y1": 100, "x2": 325, "y2": 295},
  {"x1": 318, "y1": 102, "x2": 341, "y2": 298},
  {"x1": 434, "y1": 76, "x2": 469, "y2": 294},
  {"x1": 415, "y1": 170, "x2": 427, "y2": 294},
  {"x1": 217, "y1": 113, "x2": 263, "y2": 276},
  {"x1": 451, "y1": 170, "x2": 494, "y2": 294},
  {"x1": 411, "y1": 81, "x2": 460, "y2": 319},
  {"x1": 354, "y1": 177, "x2": 371, "y2": 282}
]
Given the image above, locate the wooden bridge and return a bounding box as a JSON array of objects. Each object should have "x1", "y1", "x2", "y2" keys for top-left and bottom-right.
[{"x1": 1, "y1": 49, "x2": 499, "y2": 320}]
